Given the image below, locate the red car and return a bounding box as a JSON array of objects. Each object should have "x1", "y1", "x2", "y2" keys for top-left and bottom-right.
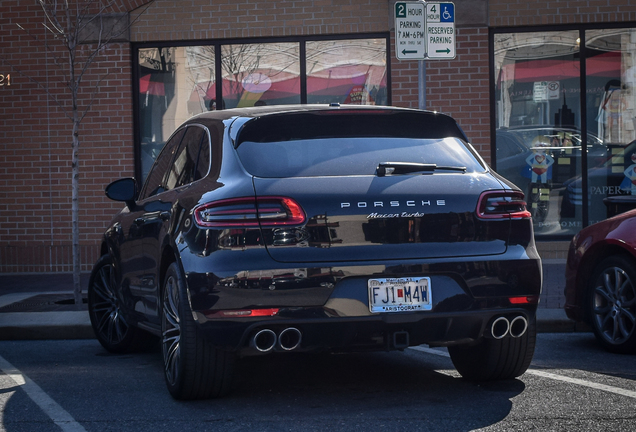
[{"x1": 565, "y1": 208, "x2": 636, "y2": 353}]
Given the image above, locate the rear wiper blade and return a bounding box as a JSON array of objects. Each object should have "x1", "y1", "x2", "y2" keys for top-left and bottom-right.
[{"x1": 376, "y1": 162, "x2": 467, "y2": 176}]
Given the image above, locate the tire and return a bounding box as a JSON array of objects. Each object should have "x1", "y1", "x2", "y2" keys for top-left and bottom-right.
[
  {"x1": 88, "y1": 255, "x2": 147, "y2": 353},
  {"x1": 162, "y1": 262, "x2": 235, "y2": 400},
  {"x1": 587, "y1": 256, "x2": 636, "y2": 354},
  {"x1": 448, "y1": 314, "x2": 536, "y2": 381}
]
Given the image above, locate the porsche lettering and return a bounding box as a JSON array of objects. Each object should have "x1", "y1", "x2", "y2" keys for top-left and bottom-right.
[{"x1": 341, "y1": 200, "x2": 446, "y2": 209}]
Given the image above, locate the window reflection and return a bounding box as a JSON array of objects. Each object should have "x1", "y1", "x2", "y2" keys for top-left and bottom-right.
[
  {"x1": 138, "y1": 46, "x2": 215, "y2": 180},
  {"x1": 306, "y1": 39, "x2": 388, "y2": 105},
  {"x1": 495, "y1": 28, "x2": 636, "y2": 236},
  {"x1": 585, "y1": 29, "x2": 636, "y2": 224},
  {"x1": 494, "y1": 31, "x2": 582, "y2": 236},
  {"x1": 221, "y1": 43, "x2": 300, "y2": 108}
]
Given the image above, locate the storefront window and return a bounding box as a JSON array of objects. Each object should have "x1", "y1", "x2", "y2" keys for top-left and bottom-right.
[
  {"x1": 585, "y1": 29, "x2": 636, "y2": 225},
  {"x1": 220, "y1": 42, "x2": 300, "y2": 109},
  {"x1": 138, "y1": 46, "x2": 215, "y2": 180},
  {"x1": 136, "y1": 36, "x2": 389, "y2": 182},
  {"x1": 494, "y1": 31, "x2": 582, "y2": 236},
  {"x1": 306, "y1": 39, "x2": 388, "y2": 105}
]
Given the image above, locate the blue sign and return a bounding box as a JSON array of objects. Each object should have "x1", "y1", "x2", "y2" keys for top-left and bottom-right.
[{"x1": 440, "y1": 3, "x2": 454, "y2": 22}]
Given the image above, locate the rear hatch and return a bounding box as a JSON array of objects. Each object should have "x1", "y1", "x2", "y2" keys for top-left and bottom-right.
[
  {"x1": 252, "y1": 174, "x2": 509, "y2": 263},
  {"x1": 233, "y1": 108, "x2": 522, "y2": 263}
]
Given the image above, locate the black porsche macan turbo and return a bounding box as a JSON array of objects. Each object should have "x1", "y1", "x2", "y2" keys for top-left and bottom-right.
[{"x1": 89, "y1": 104, "x2": 542, "y2": 399}]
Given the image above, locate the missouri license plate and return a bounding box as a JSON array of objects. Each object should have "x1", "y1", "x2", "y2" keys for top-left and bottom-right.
[{"x1": 368, "y1": 277, "x2": 432, "y2": 313}]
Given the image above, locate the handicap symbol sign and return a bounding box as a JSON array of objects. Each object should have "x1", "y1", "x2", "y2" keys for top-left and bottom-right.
[{"x1": 440, "y1": 3, "x2": 454, "y2": 22}]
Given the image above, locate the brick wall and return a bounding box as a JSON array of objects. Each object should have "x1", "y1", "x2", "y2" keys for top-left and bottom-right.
[
  {"x1": 129, "y1": 0, "x2": 389, "y2": 41},
  {"x1": 489, "y1": 0, "x2": 636, "y2": 27},
  {"x1": 0, "y1": 1, "x2": 136, "y2": 272}
]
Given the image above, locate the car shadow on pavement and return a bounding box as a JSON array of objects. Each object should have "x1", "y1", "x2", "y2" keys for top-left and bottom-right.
[
  {"x1": 229, "y1": 350, "x2": 525, "y2": 431},
  {"x1": 0, "y1": 339, "x2": 525, "y2": 431}
]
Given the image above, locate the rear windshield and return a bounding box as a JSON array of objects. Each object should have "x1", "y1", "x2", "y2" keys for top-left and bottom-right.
[
  {"x1": 236, "y1": 137, "x2": 486, "y2": 177},
  {"x1": 235, "y1": 111, "x2": 485, "y2": 178}
]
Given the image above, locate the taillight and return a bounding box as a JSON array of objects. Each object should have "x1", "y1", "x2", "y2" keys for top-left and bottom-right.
[
  {"x1": 194, "y1": 197, "x2": 306, "y2": 228},
  {"x1": 476, "y1": 190, "x2": 531, "y2": 220},
  {"x1": 203, "y1": 308, "x2": 280, "y2": 319},
  {"x1": 509, "y1": 296, "x2": 539, "y2": 305}
]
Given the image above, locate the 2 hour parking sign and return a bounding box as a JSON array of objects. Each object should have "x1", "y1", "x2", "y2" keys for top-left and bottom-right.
[
  {"x1": 395, "y1": 1, "x2": 456, "y2": 60},
  {"x1": 395, "y1": 1, "x2": 426, "y2": 60}
]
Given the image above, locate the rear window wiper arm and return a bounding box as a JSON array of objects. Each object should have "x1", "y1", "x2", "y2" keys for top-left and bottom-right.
[{"x1": 376, "y1": 162, "x2": 467, "y2": 176}]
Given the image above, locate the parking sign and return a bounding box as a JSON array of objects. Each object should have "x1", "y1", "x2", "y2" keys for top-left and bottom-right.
[{"x1": 426, "y1": 3, "x2": 456, "y2": 59}]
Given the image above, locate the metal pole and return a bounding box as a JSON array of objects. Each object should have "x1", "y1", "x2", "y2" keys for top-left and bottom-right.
[{"x1": 418, "y1": 59, "x2": 426, "y2": 110}]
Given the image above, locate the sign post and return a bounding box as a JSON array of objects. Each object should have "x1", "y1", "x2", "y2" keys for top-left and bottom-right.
[{"x1": 395, "y1": 2, "x2": 456, "y2": 109}]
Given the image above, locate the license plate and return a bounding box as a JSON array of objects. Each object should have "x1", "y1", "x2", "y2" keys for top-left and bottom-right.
[{"x1": 368, "y1": 277, "x2": 432, "y2": 313}]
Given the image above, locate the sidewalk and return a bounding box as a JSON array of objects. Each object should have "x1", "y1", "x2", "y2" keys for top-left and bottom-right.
[
  {"x1": 0, "y1": 264, "x2": 588, "y2": 341},
  {"x1": 0, "y1": 273, "x2": 93, "y2": 340}
]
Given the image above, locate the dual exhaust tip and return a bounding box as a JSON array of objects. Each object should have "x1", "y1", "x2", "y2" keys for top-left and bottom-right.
[
  {"x1": 251, "y1": 327, "x2": 302, "y2": 352},
  {"x1": 489, "y1": 315, "x2": 528, "y2": 339}
]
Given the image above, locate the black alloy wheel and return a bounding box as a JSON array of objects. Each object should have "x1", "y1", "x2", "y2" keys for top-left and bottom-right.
[
  {"x1": 88, "y1": 255, "x2": 140, "y2": 353},
  {"x1": 161, "y1": 262, "x2": 234, "y2": 400},
  {"x1": 588, "y1": 256, "x2": 636, "y2": 354},
  {"x1": 162, "y1": 266, "x2": 181, "y2": 390}
]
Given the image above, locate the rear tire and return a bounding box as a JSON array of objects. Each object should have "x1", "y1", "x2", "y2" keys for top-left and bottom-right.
[
  {"x1": 448, "y1": 315, "x2": 536, "y2": 381},
  {"x1": 162, "y1": 262, "x2": 235, "y2": 400}
]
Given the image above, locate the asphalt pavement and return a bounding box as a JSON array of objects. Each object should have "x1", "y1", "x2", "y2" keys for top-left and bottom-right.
[{"x1": 0, "y1": 262, "x2": 589, "y2": 341}]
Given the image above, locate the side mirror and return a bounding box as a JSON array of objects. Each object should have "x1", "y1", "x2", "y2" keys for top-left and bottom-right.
[{"x1": 105, "y1": 178, "x2": 138, "y2": 207}]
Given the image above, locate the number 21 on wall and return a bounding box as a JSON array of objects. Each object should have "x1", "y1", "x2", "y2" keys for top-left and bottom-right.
[{"x1": 0, "y1": 74, "x2": 11, "y2": 86}]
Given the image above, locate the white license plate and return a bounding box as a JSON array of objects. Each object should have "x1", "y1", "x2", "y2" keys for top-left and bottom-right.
[{"x1": 368, "y1": 277, "x2": 432, "y2": 313}]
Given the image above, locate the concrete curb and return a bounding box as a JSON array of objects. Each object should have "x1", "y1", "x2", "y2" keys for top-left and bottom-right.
[
  {"x1": 0, "y1": 291, "x2": 92, "y2": 340},
  {"x1": 0, "y1": 311, "x2": 93, "y2": 340}
]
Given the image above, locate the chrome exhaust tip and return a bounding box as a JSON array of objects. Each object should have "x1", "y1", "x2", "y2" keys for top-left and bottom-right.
[
  {"x1": 491, "y1": 317, "x2": 510, "y2": 339},
  {"x1": 509, "y1": 316, "x2": 528, "y2": 338},
  {"x1": 278, "y1": 327, "x2": 302, "y2": 351},
  {"x1": 252, "y1": 329, "x2": 277, "y2": 352}
]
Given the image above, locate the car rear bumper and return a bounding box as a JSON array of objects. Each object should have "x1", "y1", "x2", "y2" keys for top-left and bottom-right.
[
  {"x1": 184, "y1": 247, "x2": 542, "y2": 310},
  {"x1": 183, "y1": 245, "x2": 541, "y2": 353},
  {"x1": 193, "y1": 306, "x2": 538, "y2": 354}
]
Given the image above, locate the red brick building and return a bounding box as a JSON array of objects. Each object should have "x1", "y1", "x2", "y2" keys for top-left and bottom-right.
[{"x1": 1, "y1": 0, "x2": 635, "y2": 273}]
